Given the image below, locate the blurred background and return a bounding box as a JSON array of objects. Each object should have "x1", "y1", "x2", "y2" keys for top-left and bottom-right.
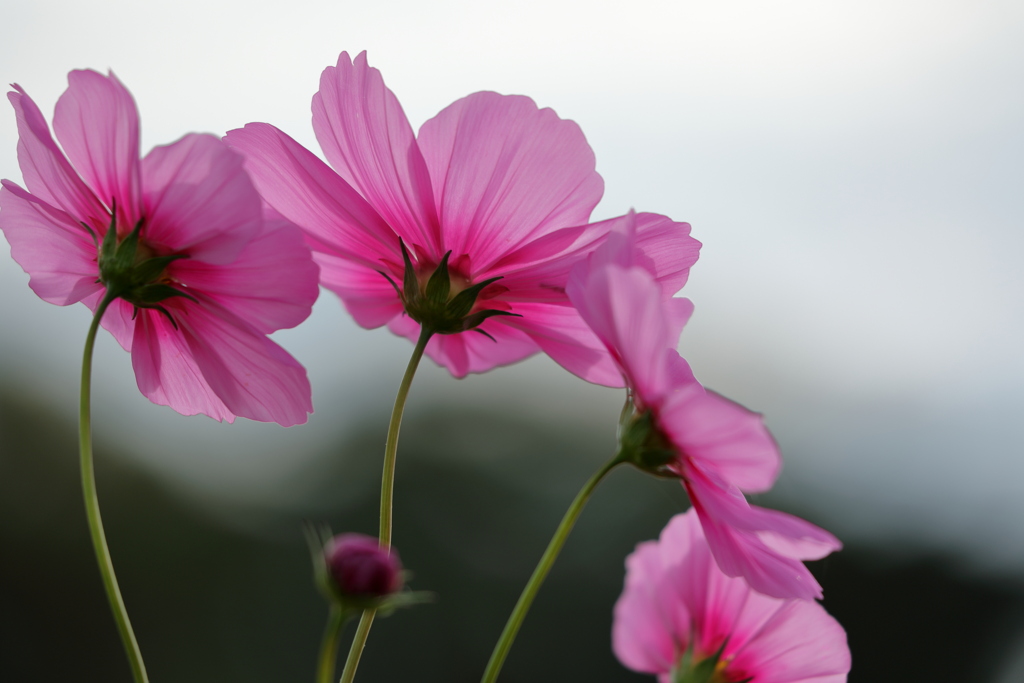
[{"x1": 1, "y1": 0, "x2": 1022, "y2": 681}]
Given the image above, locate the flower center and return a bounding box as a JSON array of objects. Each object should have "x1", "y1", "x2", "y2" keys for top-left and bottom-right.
[{"x1": 671, "y1": 641, "x2": 750, "y2": 683}]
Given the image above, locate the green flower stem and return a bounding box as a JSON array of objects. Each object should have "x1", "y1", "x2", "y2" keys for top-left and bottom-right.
[
  {"x1": 80, "y1": 291, "x2": 148, "y2": 683},
  {"x1": 316, "y1": 605, "x2": 350, "y2": 683},
  {"x1": 480, "y1": 453, "x2": 625, "y2": 683},
  {"x1": 338, "y1": 608, "x2": 376, "y2": 683},
  {"x1": 337, "y1": 325, "x2": 433, "y2": 683}
]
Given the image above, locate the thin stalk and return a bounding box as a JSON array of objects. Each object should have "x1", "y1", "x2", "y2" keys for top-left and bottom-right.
[
  {"x1": 316, "y1": 605, "x2": 349, "y2": 683},
  {"x1": 337, "y1": 326, "x2": 432, "y2": 683},
  {"x1": 338, "y1": 608, "x2": 376, "y2": 683},
  {"x1": 80, "y1": 291, "x2": 149, "y2": 683},
  {"x1": 480, "y1": 454, "x2": 625, "y2": 683}
]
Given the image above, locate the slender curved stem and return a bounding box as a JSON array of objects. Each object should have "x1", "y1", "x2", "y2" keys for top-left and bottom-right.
[
  {"x1": 338, "y1": 608, "x2": 376, "y2": 683},
  {"x1": 337, "y1": 326, "x2": 432, "y2": 683},
  {"x1": 480, "y1": 454, "x2": 625, "y2": 683},
  {"x1": 316, "y1": 605, "x2": 349, "y2": 683},
  {"x1": 379, "y1": 326, "x2": 432, "y2": 548},
  {"x1": 80, "y1": 292, "x2": 149, "y2": 683}
]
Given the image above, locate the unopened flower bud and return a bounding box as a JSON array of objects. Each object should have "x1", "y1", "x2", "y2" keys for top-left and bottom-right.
[{"x1": 325, "y1": 534, "x2": 403, "y2": 599}]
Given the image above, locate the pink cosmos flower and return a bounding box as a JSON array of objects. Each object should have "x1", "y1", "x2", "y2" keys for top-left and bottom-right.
[
  {"x1": 0, "y1": 70, "x2": 318, "y2": 425},
  {"x1": 613, "y1": 509, "x2": 850, "y2": 683},
  {"x1": 567, "y1": 214, "x2": 840, "y2": 600},
  {"x1": 225, "y1": 51, "x2": 700, "y2": 384}
]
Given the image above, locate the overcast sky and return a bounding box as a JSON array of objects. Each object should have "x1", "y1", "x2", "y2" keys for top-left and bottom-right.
[{"x1": 2, "y1": 0, "x2": 1023, "y2": 583}]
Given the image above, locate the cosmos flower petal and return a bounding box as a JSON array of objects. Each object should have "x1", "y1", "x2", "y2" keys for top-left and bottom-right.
[
  {"x1": 387, "y1": 314, "x2": 540, "y2": 378},
  {"x1": 0, "y1": 180, "x2": 101, "y2": 305},
  {"x1": 173, "y1": 210, "x2": 319, "y2": 333},
  {"x1": 503, "y1": 302, "x2": 624, "y2": 387},
  {"x1": 685, "y1": 469, "x2": 838, "y2": 600},
  {"x1": 130, "y1": 305, "x2": 236, "y2": 423},
  {"x1": 140, "y1": 133, "x2": 261, "y2": 264},
  {"x1": 314, "y1": 254, "x2": 405, "y2": 329},
  {"x1": 732, "y1": 600, "x2": 851, "y2": 683},
  {"x1": 612, "y1": 541, "x2": 683, "y2": 674},
  {"x1": 52, "y1": 70, "x2": 141, "y2": 223},
  {"x1": 417, "y1": 91, "x2": 604, "y2": 270},
  {"x1": 313, "y1": 51, "x2": 440, "y2": 255},
  {"x1": 6, "y1": 86, "x2": 107, "y2": 224},
  {"x1": 133, "y1": 300, "x2": 313, "y2": 426},
  {"x1": 225, "y1": 121, "x2": 400, "y2": 268},
  {"x1": 568, "y1": 263, "x2": 693, "y2": 397},
  {"x1": 660, "y1": 387, "x2": 782, "y2": 493}
]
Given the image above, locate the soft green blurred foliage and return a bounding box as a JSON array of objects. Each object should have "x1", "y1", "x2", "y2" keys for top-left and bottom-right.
[{"x1": 1, "y1": 385, "x2": 1022, "y2": 682}]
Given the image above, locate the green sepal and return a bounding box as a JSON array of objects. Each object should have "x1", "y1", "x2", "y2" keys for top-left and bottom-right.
[
  {"x1": 446, "y1": 275, "x2": 502, "y2": 320},
  {"x1": 131, "y1": 253, "x2": 189, "y2": 285},
  {"x1": 400, "y1": 240, "x2": 419, "y2": 306},
  {"x1": 617, "y1": 410, "x2": 680, "y2": 478},
  {"x1": 386, "y1": 239, "x2": 512, "y2": 336},
  {"x1": 95, "y1": 206, "x2": 193, "y2": 315},
  {"x1": 424, "y1": 250, "x2": 453, "y2": 307}
]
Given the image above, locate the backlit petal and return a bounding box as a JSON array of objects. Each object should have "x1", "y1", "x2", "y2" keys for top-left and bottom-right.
[
  {"x1": 313, "y1": 51, "x2": 440, "y2": 255},
  {"x1": 418, "y1": 91, "x2": 603, "y2": 270}
]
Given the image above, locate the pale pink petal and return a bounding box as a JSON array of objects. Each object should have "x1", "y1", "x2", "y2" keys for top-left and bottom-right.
[
  {"x1": 417, "y1": 91, "x2": 603, "y2": 270},
  {"x1": 730, "y1": 599, "x2": 850, "y2": 683},
  {"x1": 567, "y1": 263, "x2": 693, "y2": 397},
  {"x1": 131, "y1": 304, "x2": 236, "y2": 423},
  {"x1": 6, "y1": 87, "x2": 107, "y2": 226},
  {"x1": 485, "y1": 211, "x2": 696, "y2": 302},
  {"x1": 52, "y1": 70, "x2": 141, "y2": 224},
  {"x1": 660, "y1": 388, "x2": 781, "y2": 493},
  {"x1": 502, "y1": 302, "x2": 623, "y2": 387},
  {"x1": 684, "y1": 469, "x2": 839, "y2": 600},
  {"x1": 133, "y1": 299, "x2": 312, "y2": 426},
  {"x1": 225, "y1": 122, "x2": 399, "y2": 268},
  {"x1": 632, "y1": 213, "x2": 701, "y2": 294},
  {"x1": 387, "y1": 314, "x2": 539, "y2": 377},
  {"x1": 0, "y1": 181, "x2": 100, "y2": 305},
  {"x1": 578, "y1": 212, "x2": 700, "y2": 295},
  {"x1": 140, "y1": 134, "x2": 260, "y2": 264},
  {"x1": 315, "y1": 253, "x2": 404, "y2": 329},
  {"x1": 312, "y1": 51, "x2": 440, "y2": 255},
  {"x1": 91, "y1": 294, "x2": 136, "y2": 351},
  {"x1": 612, "y1": 541, "x2": 684, "y2": 674},
  {"x1": 173, "y1": 213, "x2": 319, "y2": 333}
]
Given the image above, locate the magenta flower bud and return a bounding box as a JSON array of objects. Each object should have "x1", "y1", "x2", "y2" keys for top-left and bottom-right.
[{"x1": 325, "y1": 534, "x2": 403, "y2": 598}]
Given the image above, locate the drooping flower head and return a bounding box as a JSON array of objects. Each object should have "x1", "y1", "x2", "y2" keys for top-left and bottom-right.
[
  {"x1": 0, "y1": 70, "x2": 318, "y2": 425},
  {"x1": 225, "y1": 51, "x2": 700, "y2": 385},
  {"x1": 613, "y1": 509, "x2": 850, "y2": 683},
  {"x1": 567, "y1": 213, "x2": 841, "y2": 600}
]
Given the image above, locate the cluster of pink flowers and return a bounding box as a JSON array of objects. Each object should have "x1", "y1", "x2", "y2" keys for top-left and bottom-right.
[{"x1": 1, "y1": 52, "x2": 849, "y2": 681}]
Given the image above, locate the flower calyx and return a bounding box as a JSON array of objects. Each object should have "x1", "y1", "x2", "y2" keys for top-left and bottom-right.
[
  {"x1": 92, "y1": 205, "x2": 194, "y2": 324},
  {"x1": 617, "y1": 406, "x2": 680, "y2": 478},
  {"x1": 671, "y1": 640, "x2": 751, "y2": 683},
  {"x1": 381, "y1": 240, "x2": 520, "y2": 339}
]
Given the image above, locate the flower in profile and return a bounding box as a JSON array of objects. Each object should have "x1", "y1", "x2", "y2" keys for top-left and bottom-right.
[
  {"x1": 613, "y1": 509, "x2": 850, "y2": 683},
  {"x1": 567, "y1": 214, "x2": 840, "y2": 600},
  {"x1": 225, "y1": 51, "x2": 700, "y2": 385},
  {"x1": 0, "y1": 70, "x2": 318, "y2": 425}
]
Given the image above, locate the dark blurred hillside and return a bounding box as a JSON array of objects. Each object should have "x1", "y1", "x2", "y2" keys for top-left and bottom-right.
[{"x1": 1, "y1": 388, "x2": 1022, "y2": 682}]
